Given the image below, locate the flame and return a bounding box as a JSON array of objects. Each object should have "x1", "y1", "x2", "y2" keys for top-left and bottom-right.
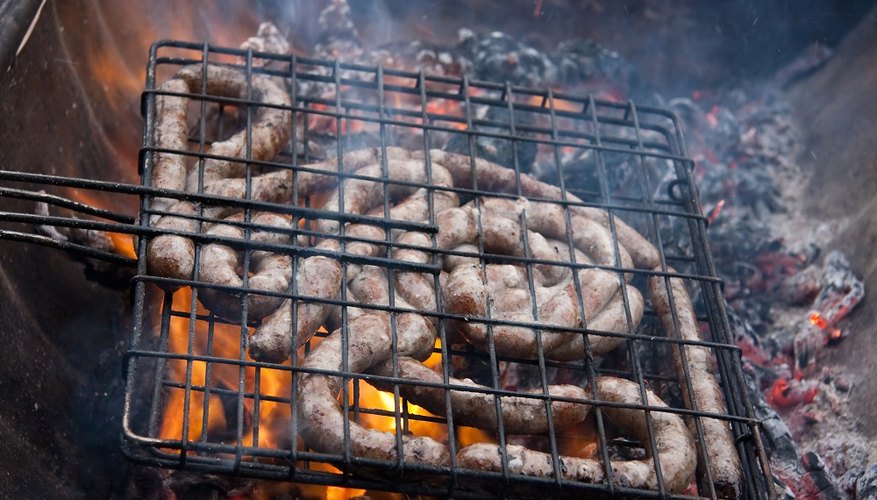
[
  {"x1": 308, "y1": 101, "x2": 369, "y2": 136},
  {"x1": 158, "y1": 287, "x2": 290, "y2": 448},
  {"x1": 808, "y1": 311, "x2": 846, "y2": 345},
  {"x1": 64, "y1": 187, "x2": 136, "y2": 259},
  {"x1": 155, "y1": 288, "x2": 490, "y2": 496}
]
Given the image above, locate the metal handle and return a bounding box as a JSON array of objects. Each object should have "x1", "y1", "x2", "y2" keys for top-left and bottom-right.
[{"x1": 0, "y1": 178, "x2": 138, "y2": 267}]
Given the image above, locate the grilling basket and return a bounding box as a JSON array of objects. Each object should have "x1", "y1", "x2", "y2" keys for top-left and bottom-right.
[{"x1": 0, "y1": 36, "x2": 773, "y2": 499}]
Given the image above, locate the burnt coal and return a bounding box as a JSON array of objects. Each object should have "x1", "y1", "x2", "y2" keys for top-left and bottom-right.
[
  {"x1": 857, "y1": 463, "x2": 877, "y2": 499},
  {"x1": 371, "y1": 39, "x2": 470, "y2": 76},
  {"x1": 444, "y1": 106, "x2": 537, "y2": 171},
  {"x1": 458, "y1": 30, "x2": 556, "y2": 87},
  {"x1": 554, "y1": 38, "x2": 638, "y2": 95}
]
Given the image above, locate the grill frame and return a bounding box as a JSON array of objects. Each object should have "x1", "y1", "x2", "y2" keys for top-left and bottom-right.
[{"x1": 113, "y1": 40, "x2": 773, "y2": 498}]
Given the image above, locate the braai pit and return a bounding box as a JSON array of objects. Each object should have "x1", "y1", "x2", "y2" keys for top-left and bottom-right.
[{"x1": 5, "y1": 2, "x2": 876, "y2": 499}]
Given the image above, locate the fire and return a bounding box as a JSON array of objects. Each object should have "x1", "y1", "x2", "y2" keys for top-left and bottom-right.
[
  {"x1": 158, "y1": 287, "x2": 288, "y2": 448},
  {"x1": 64, "y1": 187, "x2": 136, "y2": 259},
  {"x1": 527, "y1": 94, "x2": 583, "y2": 113},
  {"x1": 154, "y1": 288, "x2": 498, "y2": 489},
  {"x1": 807, "y1": 311, "x2": 845, "y2": 344},
  {"x1": 307, "y1": 101, "x2": 369, "y2": 136},
  {"x1": 424, "y1": 99, "x2": 468, "y2": 130}
]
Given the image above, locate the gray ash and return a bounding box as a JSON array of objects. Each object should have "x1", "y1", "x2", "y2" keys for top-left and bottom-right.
[
  {"x1": 457, "y1": 30, "x2": 557, "y2": 87},
  {"x1": 371, "y1": 39, "x2": 470, "y2": 76}
]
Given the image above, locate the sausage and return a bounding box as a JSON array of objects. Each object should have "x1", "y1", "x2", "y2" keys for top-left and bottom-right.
[
  {"x1": 150, "y1": 63, "x2": 291, "y2": 212},
  {"x1": 182, "y1": 69, "x2": 292, "y2": 191},
  {"x1": 648, "y1": 270, "x2": 742, "y2": 498},
  {"x1": 248, "y1": 161, "x2": 457, "y2": 362},
  {"x1": 368, "y1": 356, "x2": 591, "y2": 434},
  {"x1": 435, "y1": 206, "x2": 569, "y2": 286},
  {"x1": 147, "y1": 63, "x2": 291, "y2": 286},
  {"x1": 456, "y1": 376, "x2": 697, "y2": 493},
  {"x1": 314, "y1": 159, "x2": 455, "y2": 237},
  {"x1": 296, "y1": 313, "x2": 450, "y2": 466},
  {"x1": 416, "y1": 149, "x2": 659, "y2": 268},
  {"x1": 433, "y1": 204, "x2": 627, "y2": 358},
  {"x1": 544, "y1": 286, "x2": 644, "y2": 361},
  {"x1": 146, "y1": 201, "x2": 199, "y2": 283},
  {"x1": 478, "y1": 196, "x2": 633, "y2": 271},
  {"x1": 248, "y1": 238, "x2": 343, "y2": 363},
  {"x1": 444, "y1": 263, "x2": 620, "y2": 358},
  {"x1": 196, "y1": 212, "x2": 293, "y2": 321},
  {"x1": 201, "y1": 146, "x2": 412, "y2": 205}
]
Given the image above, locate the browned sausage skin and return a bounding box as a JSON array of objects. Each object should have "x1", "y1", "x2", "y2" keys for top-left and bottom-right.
[
  {"x1": 456, "y1": 377, "x2": 697, "y2": 493},
  {"x1": 648, "y1": 269, "x2": 743, "y2": 498}
]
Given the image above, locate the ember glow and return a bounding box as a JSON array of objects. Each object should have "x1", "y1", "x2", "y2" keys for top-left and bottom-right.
[
  {"x1": 64, "y1": 187, "x2": 136, "y2": 259},
  {"x1": 808, "y1": 311, "x2": 829, "y2": 330}
]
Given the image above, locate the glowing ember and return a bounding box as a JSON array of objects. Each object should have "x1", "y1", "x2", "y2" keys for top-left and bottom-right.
[
  {"x1": 767, "y1": 378, "x2": 818, "y2": 409},
  {"x1": 808, "y1": 311, "x2": 829, "y2": 330},
  {"x1": 706, "y1": 198, "x2": 726, "y2": 224},
  {"x1": 705, "y1": 106, "x2": 720, "y2": 128}
]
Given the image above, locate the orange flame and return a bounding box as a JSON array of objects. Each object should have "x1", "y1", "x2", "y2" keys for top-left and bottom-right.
[
  {"x1": 64, "y1": 187, "x2": 136, "y2": 259},
  {"x1": 158, "y1": 287, "x2": 290, "y2": 448}
]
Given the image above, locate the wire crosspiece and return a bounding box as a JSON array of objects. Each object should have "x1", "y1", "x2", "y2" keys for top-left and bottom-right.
[{"x1": 0, "y1": 38, "x2": 772, "y2": 498}]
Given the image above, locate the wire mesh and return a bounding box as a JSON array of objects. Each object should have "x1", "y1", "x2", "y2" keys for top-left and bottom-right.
[{"x1": 103, "y1": 40, "x2": 775, "y2": 498}]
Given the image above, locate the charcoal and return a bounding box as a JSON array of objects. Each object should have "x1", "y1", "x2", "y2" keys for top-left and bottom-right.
[
  {"x1": 317, "y1": 0, "x2": 359, "y2": 48},
  {"x1": 310, "y1": 0, "x2": 364, "y2": 103},
  {"x1": 553, "y1": 38, "x2": 640, "y2": 97},
  {"x1": 813, "y1": 251, "x2": 865, "y2": 327},
  {"x1": 527, "y1": 147, "x2": 641, "y2": 204},
  {"x1": 773, "y1": 475, "x2": 797, "y2": 500},
  {"x1": 655, "y1": 90, "x2": 804, "y2": 332},
  {"x1": 748, "y1": 363, "x2": 800, "y2": 467},
  {"x1": 457, "y1": 30, "x2": 557, "y2": 87},
  {"x1": 443, "y1": 106, "x2": 537, "y2": 172},
  {"x1": 729, "y1": 308, "x2": 785, "y2": 381},
  {"x1": 800, "y1": 452, "x2": 844, "y2": 499},
  {"x1": 371, "y1": 39, "x2": 470, "y2": 76},
  {"x1": 779, "y1": 264, "x2": 823, "y2": 306},
  {"x1": 856, "y1": 463, "x2": 877, "y2": 499}
]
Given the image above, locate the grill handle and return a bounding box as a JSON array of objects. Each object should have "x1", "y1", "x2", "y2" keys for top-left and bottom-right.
[{"x1": 0, "y1": 181, "x2": 138, "y2": 270}]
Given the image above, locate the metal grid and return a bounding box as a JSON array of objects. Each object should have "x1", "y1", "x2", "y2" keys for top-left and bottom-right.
[{"x1": 0, "y1": 39, "x2": 772, "y2": 498}]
